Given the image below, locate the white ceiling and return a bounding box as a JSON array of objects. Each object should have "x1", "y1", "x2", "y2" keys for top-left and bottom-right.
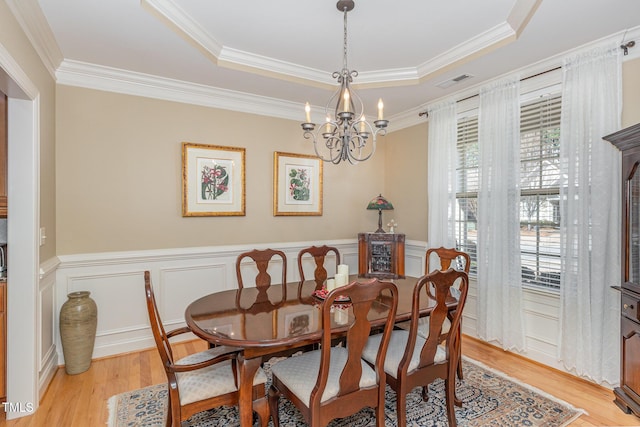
[{"x1": 9, "y1": 0, "x2": 640, "y2": 129}]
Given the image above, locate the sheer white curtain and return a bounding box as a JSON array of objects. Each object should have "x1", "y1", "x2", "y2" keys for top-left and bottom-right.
[
  {"x1": 476, "y1": 77, "x2": 526, "y2": 351},
  {"x1": 427, "y1": 99, "x2": 457, "y2": 251},
  {"x1": 559, "y1": 43, "x2": 621, "y2": 385}
]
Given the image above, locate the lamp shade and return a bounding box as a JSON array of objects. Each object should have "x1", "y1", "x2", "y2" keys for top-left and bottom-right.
[
  {"x1": 367, "y1": 194, "x2": 394, "y2": 211},
  {"x1": 367, "y1": 194, "x2": 393, "y2": 233}
]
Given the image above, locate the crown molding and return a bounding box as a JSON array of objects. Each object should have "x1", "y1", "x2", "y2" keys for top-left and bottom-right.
[
  {"x1": 56, "y1": 60, "x2": 303, "y2": 121},
  {"x1": 416, "y1": 22, "x2": 516, "y2": 83},
  {"x1": 5, "y1": 0, "x2": 63, "y2": 79},
  {"x1": 218, "y1": 47, "x2": 335, "y2": 89},
  {"x1": 508, "y1": 0, "x2": 543, "y2": 37},
  {"x1": 354, "y1": 68, "x2": 420, "y2": 88},
  {"x1": 6, "y1": 0, "x2": 539, "y2": 94},
  {"x1": 141, "y1": 0, "x2": 537, "y2": 89},
  {"x1": 10, "y1": 0, "x2": 639, "y2": 134},
  {"x1": 141, "y1": 0, "x2": 223, "y2": 62},
  {"x1": 392, "y1": 25, "x2": 640, "y2": 132}
]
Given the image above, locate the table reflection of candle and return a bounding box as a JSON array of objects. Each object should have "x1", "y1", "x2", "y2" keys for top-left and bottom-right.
[
  {"x1": 335, "y1": 273, "x2": 347, "y2": 287},
  {"x1": 337, "y1": 264, "x2": 349, "y2": 277},
  {"x1": 326, "y1": 278, "x2": 336, "y2": 291},
  {"x1": 334, "y1": 307, "x2": 349, "y2": 325}
]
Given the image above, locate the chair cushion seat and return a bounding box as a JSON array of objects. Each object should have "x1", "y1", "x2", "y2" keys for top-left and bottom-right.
[
  {"x1": 395, "y1": 316, "x2": 451, "y2": 338},
  {"x1": 363, "y1": 330, "x2": 446, "y2": 378},
  {"x1": 270, "y1": 346, "x2": 377, "y2": 406},
  {"x1": 175, "y1": 347, "x2": 267, "y2": 406}
]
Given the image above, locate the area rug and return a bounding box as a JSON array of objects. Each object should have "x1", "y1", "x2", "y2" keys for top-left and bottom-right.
[{"x1": 107, "y1": 357, "x2": 585, "y2": 427}]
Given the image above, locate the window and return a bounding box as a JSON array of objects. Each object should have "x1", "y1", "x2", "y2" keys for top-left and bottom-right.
[{"x1": 454, "y1": 93, "x2": 562, "y2": 290}]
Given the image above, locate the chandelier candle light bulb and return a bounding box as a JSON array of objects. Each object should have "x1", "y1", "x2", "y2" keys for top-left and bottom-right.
[
  {"x1": 305, "y1": 102, "x2": 311, "y2": 123},
  {"x1": 343, "y1": 90, "x2": 351, "y2": 113},
  {"x1": 378, "y1": 98, "x2": 384, "y2": 120}
]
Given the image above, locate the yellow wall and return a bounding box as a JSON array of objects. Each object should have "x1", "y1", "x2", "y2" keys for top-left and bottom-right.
[
  {"x1": 55, "y1": 86, "x2": 386, "y2": 254},
  {"x1": 623, "y1": 58, "x2": 640, "y2": 127},
  {"x1": 0, "y1": 1, "x2": 57, "y2": 261},
  {"x1": 383, "y1": 122, "x2": 429, "y2": 241}
]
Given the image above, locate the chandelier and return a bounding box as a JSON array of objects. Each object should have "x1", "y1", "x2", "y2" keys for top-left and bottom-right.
[{"x1": 301, "y1": 0, "x2": 388, "y2": 165}]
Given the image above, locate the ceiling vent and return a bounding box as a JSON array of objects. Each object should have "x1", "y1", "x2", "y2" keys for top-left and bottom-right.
[{"x1": 435, "y1": 74, "x2": 474, "y2": 89}]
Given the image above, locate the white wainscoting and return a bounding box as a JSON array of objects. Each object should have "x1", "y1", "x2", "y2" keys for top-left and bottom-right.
[
  {"x1": 52, "y1": 239, "x2": 580, "y2": 383},
  {"x1": 460, "y1": 281, "x2": 584, "y2": 382},
  {"x1": 54, "y1": 239, "x2": 429, "y2": 361},
  {"x1": 38, "y1": 256, "x2": 59, "y2": 399}
]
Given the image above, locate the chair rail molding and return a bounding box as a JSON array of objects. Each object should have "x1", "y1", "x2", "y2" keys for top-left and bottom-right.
[
  {"x1": 54, "y1": 239, "x2": 435, "y2": 360},
  {"x1": 51, "y1": 239, "x2": 582, "y2": 384}
]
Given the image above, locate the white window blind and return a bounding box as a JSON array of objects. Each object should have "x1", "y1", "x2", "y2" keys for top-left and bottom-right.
[{"x1": 455, "y1": 93, "x2": 562, "y2": 290}]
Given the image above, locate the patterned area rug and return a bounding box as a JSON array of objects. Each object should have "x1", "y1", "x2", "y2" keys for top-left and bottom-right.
[{"x1": 107, "y1": 357, "x2": 585, "y2": 426}]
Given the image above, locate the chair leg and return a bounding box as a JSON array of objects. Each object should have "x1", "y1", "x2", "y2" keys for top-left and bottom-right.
[
  {"x1": 454, "y1": 393, "x2": 463, "y2": 407},
  {"x1": 456, "y1": 328, "x2": 464, "y2": 380},
  {"x1": 376, "y1": 387, "x2": 386, "y2": 427},
  {"x1": 396, "y1": 390, "x2": 407, "y2": 427},
  {"x1": 253, "y1": 395, "x2": 270, "y2": 427},
  {"x1": 267, "y1": 385, "x2": 280, "y2": 427},
  {"x1": 421, "y1": 385, "x2": 429, "y2": 402},
  {"x1": 445, "y1": 375, "x2": 458, "y2": 427},
  {"x1": 375, "y1": 403, "x2": 385, "y2": 427},
  {"x1": 167, "y1": 392, "x2": 181, "y2": 427}
]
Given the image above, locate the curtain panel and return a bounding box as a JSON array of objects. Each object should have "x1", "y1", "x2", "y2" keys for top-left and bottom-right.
[
  {"x1": 476, "y1": 77, "x2": 526, "y2": 351},
  {"x1": 558, "y1": 43, "x2": 622, "y2": 385},
  {"x1": 427, "y1": 99, "x2": 457, "y2": 253}
]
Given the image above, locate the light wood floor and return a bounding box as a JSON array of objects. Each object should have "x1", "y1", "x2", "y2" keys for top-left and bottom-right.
[{"x1": 2, "y1": 336, "x2": 639, "y2": 426}]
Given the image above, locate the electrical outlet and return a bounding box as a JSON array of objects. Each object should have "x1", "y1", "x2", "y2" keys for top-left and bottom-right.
[{"x1": 39, "y1": 227, "x2": 46, "y2": 246}]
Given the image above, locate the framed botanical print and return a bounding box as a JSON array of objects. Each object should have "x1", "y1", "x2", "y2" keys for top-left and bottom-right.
[
  {"x1": 273, "y1": 152, "x2": 323, "y2": 216},
  {"x1": 182, "y1": 142, "x2": 246, "y2": 216}
]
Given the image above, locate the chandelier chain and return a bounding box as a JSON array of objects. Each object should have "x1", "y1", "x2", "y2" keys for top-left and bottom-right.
[{"x1": 342, "y1": 7, "x2": 348, "y2": 71}]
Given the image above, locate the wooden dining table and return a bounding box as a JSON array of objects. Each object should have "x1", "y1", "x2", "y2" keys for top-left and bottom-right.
[{"x1": 185, "y1": 275, "x2": 458, "y2": 427}]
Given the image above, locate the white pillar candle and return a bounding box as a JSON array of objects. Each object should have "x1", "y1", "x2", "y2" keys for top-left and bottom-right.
[
  {"x1": 337, "y1": 264, "x2": 349, "y2": 278},
  {"x1": 326, "y1": 278, "x2": 336, "y2": 291},
  {"x1": 334, "y1": 273, "x2": 347, "y2": 287}
]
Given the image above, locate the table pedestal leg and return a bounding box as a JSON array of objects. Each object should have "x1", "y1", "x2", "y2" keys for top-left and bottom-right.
[{"x1": 238, "y1": 353, "x2": 262, "y2": 427}]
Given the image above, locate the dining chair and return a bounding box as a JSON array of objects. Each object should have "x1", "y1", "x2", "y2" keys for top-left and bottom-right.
[
  {"x1": 297, "y1": 245, "x2": 340, "y2": 288},
  {"x1": 268, "y1": 278, "x2": 398, "y2": 427},
  {"x1": 235, "y1": 248, "x2": 287, "y2": 309},
  {"x1": 396, "y1": 247, "x2": 470, "y2": 379},
  {"x1": 426, "y1": 246, "x2": 471, "y2": 275},
  {"x1": 144, "y1": 271, "x2": 270, "y2": 427},
  {"x1": 425, "y1": 247, "x2": 470, "y2": 380},
  {"x1": 362, "y1": 268, "x2": 469, "y2": 427}
]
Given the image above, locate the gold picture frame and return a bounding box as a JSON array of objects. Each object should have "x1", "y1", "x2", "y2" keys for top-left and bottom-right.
[
  {"x1": 273, "y1": 152, "x2": 323, "y2": 216},
  {"x1": 182, "y1": 142, "x2": 246, "y2": 216}
]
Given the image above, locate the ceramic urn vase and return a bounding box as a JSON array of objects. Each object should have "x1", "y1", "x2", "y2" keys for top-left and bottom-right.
[{"x1": 59, "y1": 291, "x2": 98, "y2": 375}]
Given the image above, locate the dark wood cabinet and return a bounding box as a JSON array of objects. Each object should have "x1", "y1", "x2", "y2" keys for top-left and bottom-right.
[
  {"x1": 358, "y1": 232, "x2": 405, "y2": 279},
  {"x1": 604, "y1": 123, "x2": 640, "y2": 417}
]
